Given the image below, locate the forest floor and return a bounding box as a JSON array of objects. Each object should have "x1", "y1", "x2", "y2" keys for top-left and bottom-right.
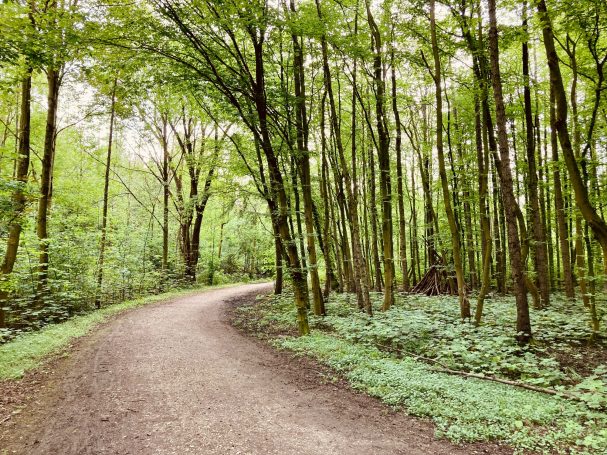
[
  {"x1": 0, "y1": 283, "x2": 509, "y2": 455},
  {"x1": 233, "y1": 291, "x2": 607, "y2": 454}
]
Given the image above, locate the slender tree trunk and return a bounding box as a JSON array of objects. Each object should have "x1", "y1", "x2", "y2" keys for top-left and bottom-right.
[
  {"x1": 316, "y1": 0, "x2": 371, "y2": 314},
  {"x1": 0, "y1": 69, "x2": 32, "y2": 327},
  {"x1": 367, "y1": 136, "x2": 383, "y2": 291},
  {"x1": 409, "y1": 106, "x2": 438, "y2": 268},
  {"x1": 319, "y1": 94, "x2": 337, "y2": 296},
  {"x1": 291, "y1": 158, "x2": 308, "y2": 275},
  {"x1": 161, "y1": 114, "x2": 170, "y2": 281},
  {"x1": 273, "y1": 221, "x2": 283, "y2": 295},
  {"x1": 566, "y1": 38, "x2": 591, "y2": 308},
  {"x1": 487, "y1": 0, "x2": 532, "y2": 343},
  {"x1": 95, "y1": 80, "x2": 117, "y2": 309},
  {"x1": 252, "y1": 38, "x2": 310, "y2": 335},
  {"x1": 537, "y1": 0, "x2": 607, "y2": 303},
  {"x1": 539, "y1": 123, "x2": 554, "y2": 290},
  {"x1": 474, "y1": 92, "x2": 492, "y2": 325},
  {"x1": 366, "y1": 1, "x2": 395, "y2": 310},
  {"x1": 522, "y1": 4, "x2": 550, "y2": 307},
  {"x1": 347, "y1": 11, "x2": 372, "y2": 311},
  {"x1": 455, "y1": 107, "x2": 477, "y2": 289},
  {"x1": 410, "y1": 160, "x2": 420, "y2": 283},
  {"x1": 429, "y1": 0, "x2": 469, "y2": 318},
  {"x1": 391, "y1": 48, "x2": 409, "y2": 292},
  {"x1": 190, "y1": 162, "x2": 214, "y2": 277},
  {"x1": 288, "y1": 6, "x2": 325, "y2": 315},
  {"x1": 36, "y1": 68, "x2": 61, "y2": 300}
]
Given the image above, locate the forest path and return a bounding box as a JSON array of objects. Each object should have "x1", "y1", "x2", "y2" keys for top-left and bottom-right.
[{"x1": 1, "y1": 283, "x2": 504, "y2": 454}]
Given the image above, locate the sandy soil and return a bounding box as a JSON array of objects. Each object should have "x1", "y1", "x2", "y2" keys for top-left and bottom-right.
[{"x1": 0, "y1": 283, "x2": 511, "y2": 454}]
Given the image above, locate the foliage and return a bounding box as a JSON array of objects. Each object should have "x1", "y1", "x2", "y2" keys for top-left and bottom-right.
[
  {"x1": 319, "y1": 293, "x2": 606, "y2": 388},
  {"x1": 278, "y1": 333, "x2": 607, "y2": 453},
  {"x1": 237, "y1": 292, "x2": 607, "y2": 453}
]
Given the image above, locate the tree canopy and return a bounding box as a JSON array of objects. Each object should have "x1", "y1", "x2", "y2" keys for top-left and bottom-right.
[{"x1": 0, "y1": 0, "x2": 606, "y2": 344}]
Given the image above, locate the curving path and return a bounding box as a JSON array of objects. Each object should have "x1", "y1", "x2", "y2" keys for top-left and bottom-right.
[{"x1": 0, "y1": 283, "x2": 506, "y2": 454}]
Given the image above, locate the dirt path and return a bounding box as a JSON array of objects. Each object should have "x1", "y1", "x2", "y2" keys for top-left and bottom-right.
[{"x1": 0, "y1": 283, "x2": 508, "y2": 454}]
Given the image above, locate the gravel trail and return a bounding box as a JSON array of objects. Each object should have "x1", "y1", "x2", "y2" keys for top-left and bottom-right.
[{"x1": 0, "y1": 283, "x2": 508, "y2": 454}]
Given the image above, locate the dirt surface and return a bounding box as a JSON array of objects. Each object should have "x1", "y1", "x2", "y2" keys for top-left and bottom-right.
[{"x1": 0, "y1": 283, "x2": 511, "y2": 454}]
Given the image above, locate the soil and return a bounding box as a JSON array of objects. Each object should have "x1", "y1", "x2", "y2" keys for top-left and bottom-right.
[
  {"x1": 550, "y1": 341, "x2": 607, "y2": 380},
  {"x1": 0, "y1": 283, "x2": 512, "y2": 454}
]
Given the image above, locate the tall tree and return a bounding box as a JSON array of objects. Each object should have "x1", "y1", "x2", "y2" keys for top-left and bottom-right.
[
  {"x1": 95, "y1": 79, "x2": 118, "y2": 308},
  {"x1": 522, "y1": 1, "x2": 550, "y2": 307},
  {"x1": 487, "y1": 0, "x2": 532, "y2": 342},
  {"x1": 288, "y1": 0, "x2": 325, "y2": 316},
  {"x1": 391, "y1": 42, "x2": 409, "y2": 292},
  {"x1": 427, "y1": 0, "x2": 469, "y2": 319},
  {"x1": 365, "y1": 0, "x2": 395, "y2": 311},
  {"x1": 0, "y1": 67, "x2": 32, "y2": 326},
  {"x1": 537, "y1": 0, "x2": 606, "y2": 330}
]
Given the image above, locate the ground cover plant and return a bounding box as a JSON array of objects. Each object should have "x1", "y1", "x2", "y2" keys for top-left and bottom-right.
[{"x1": 234, "y1": 291, "x2": 607, "y2": 454}]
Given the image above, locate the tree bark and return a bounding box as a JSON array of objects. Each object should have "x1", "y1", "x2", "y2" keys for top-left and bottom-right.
[
  {"x1": 316, "y1": 0, "x2": 371, "y2": 314},
  {"x1": 36, "y1": 67, "x2": 61, "y2": 299},
  {"x1": 319, "y1": 93, "x2": 337, "y2": 296},
  {"x1": 367, "y1": 134, "x2": 383, "y2": 292},
  {"x1": 161, "y1": 114, "x2": 170, "y2": 280},
  {"x1": 288, "y1": 6, "x2": 325, "y2": 315},
  {"x1": 474, "y1": 92, "x2": 492, "y2": 325},
  {"x1": 391, "y1": 47, "x2": 409, "y2": 292},
  {"x1": 252, "y1": 37, "x2": 310, "y2": 334},
  {"x1": 366, "y1": 1, "x2": 395, "y2": 310},
  {"x1": 487, "y1": 0, "x2": 532, "y2": 343},
  {"x1": 428, "y1": 0, "x2": 469, "y2": 319},
  {"x1": 537, "y1": 0, "x2": 607, "y2": 300},
  {"x1": 95, "y1": 79, "x2": 117, "y2": 309},
  {"x1": 522, "y1": 3, "x2": 550, "y2": 307},
  {"x1": 0, "y1": 69, "x2": 32, "y2": 327}
]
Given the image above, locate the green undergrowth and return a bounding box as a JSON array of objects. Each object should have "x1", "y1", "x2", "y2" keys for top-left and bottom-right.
[
  {"x1": 0, "y1": 282, "x2": 251, "y2": 380},
  {"x1": 236, "y1": 292, "x2": 607, "y2": 454}
]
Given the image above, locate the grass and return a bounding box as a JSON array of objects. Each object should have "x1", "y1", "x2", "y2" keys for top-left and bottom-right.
[
  {"x1": 235, "y1": 292, "x2": 607, "y2": 454},
  {"x1": 0, "y1": 282, "x2": 251, "y2": 381}
]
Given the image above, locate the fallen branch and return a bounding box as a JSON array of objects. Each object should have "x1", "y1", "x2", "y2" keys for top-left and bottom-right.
[
  {"x1": 381, "y1": 345, "x2": 595, "y2": 408},
  {"x1": 431, "y1": 366, "x2": 574, "y2": 399}
]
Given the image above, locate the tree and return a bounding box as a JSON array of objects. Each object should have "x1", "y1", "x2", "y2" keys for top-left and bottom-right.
[
  {"x1": 487, "y1": 0, "x2": 532, "y2": 342},
  {"x1": 427, "y1": 0, "x2": 469, "y2": 320}
]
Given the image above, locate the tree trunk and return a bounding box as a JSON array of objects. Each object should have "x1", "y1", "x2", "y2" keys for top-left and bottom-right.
[
  {"x1": 367, "y1": 135, "x2": 383, "y2": 292},
  {"x1": 252, "y1": 38, "x2": 310, "y2": 335},
  {"x1": 274, "y1": 229, "x2": 284, "y2": 294},
  {"x1": 0, "y1": 69, "x2": 32, "y2": 327},
  {"x1": 487, "y1": 0, "x2": 532, "y2": 343},
  {"x1": 537, "y1": 0, "x2": 607, "y2": 301},
  {"x1": 95, "y1": 79, "x2": 117, "y2": 309},
  {"x1": 288, "y1": 8, "x2": 325, "y2": 315},
  {"x1": 538, "y1": 124, "x2": 554, "y2": 290},
  {"x1": 36, "y1": 68, "x2": 61, "y2": 300},
  {"x1": 366, "y1": 2, "x2": 395, "y2": 310},
  {"x1": 391, "y1": 48, "x2": 409, "y2": 292},
  {"x1": 474, "y1": 92, "x2": 492, "y2": 325},
  {"x1": 429, "y1": 0, "x2": 469, "y2": 319},
  {"x1": 410, "y1": 160, "x2": 420, "y2": 283},
  {"x1": 319, "y1": 94, "x2": 337, "y2": 296},
  {"x1": 161, "y1": 115, "x2": 170, "y2": 281},
  {"x1": 316, "y1": 0, "x2": 371, "y2": 314},
  {"x1": 522, "y1": 3, "x2": 550, "y2": 307},
  {"x1": 290, "y1": 158, "x2": 308, "y2": 274}
]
